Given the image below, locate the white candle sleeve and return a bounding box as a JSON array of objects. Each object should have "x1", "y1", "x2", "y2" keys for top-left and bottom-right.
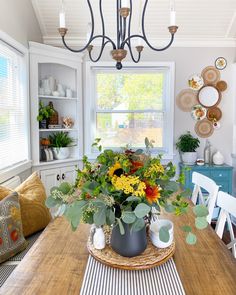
[
  {"x1": 121, "y1": 0, "x2": 128, "y2": 8},
  {"x1": 59, "y1": 12, "x2": 66, "y2": 28},
  {"x1": 170, "y1": 11, "x2": 176, "y2": 26}
]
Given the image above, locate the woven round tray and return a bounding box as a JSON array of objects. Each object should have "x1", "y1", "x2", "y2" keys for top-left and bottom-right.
[{"x1": 87, "y1": 229, "x2": 175, "y2": 270}]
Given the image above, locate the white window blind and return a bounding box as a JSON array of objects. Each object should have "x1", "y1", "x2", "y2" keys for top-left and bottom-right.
[{"x1": 0, "y1": 40, "x2": 29, "y2": 171}]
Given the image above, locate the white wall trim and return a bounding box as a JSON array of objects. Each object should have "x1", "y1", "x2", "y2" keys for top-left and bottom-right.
[
  {"x1": 31, "y1": 0, "x2": 48, "y2": 36},
  {"x1": 29, "y1": 41, "x2": 84, "y2": 62},
  {"x1": 0, "y1": 161, "x2": 32, "y2": 184}
]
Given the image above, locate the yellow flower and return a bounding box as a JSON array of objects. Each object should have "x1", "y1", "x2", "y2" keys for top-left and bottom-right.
[
  {"x1": 112, "y1": 175, "x2": 146, "y2": 197},
  {"x1": 144, "y1": 163, "x2": 164, "y2": 178},
  {"x1": 108, "y1": 162, "x2": 122, "y2": 177}
]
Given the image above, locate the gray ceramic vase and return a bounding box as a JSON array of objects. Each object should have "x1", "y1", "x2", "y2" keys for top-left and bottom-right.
[{"x1": 110, "y1": 222, "x2": 147, "y2": 257}]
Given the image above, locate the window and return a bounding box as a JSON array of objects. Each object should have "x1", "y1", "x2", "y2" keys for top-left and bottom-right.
[
  {"x1": 0, "y1": 34, "x2": 29, "y2": 173},
  {"x1": 85, "y1": 62, "x2": 174, "y2": 159}
]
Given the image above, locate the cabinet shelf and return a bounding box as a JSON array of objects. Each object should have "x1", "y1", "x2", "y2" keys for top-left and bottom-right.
[
  {"x1": 38, "y1": 95, "x2": 78, "y2": 101},
  {"x1": 39, "y1": 128, "x2": 77, "y2": 132},
  {"x1": 34, "y1": 158, "x2": 80, "y2": 167}
]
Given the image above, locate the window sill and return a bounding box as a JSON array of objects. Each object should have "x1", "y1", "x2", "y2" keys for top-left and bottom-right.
[{"x1": 0, "y1": 160, "x2": 32, "y2": 184}]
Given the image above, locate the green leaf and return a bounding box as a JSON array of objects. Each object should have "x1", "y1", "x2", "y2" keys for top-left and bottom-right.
[
  {"x1": 126, "y1": 196, "x2": 140, "y2": 203},
  {"x1": 58, "y1": 182, "x2": 71, "y2": 194},
  {"x1": 106, "y1": 209, "x2": 115, "y2": 225},
  {"x1": 180, "y1": 189, "x2": 191, "y2": 198},
  {"x1": 135, "y1": 149, "x2": 143, "y2": 155},
  {"x1": 131, "y1": 218, "x2": 145, "y2": 232},
  {"x1": 93, "y1": 206, "x2": 106, "y2": 226},
  {"x1": 165, "y1": 181, "x2": 179, "y2": 192},
  {"x1": 195, "y1": 217, "x2": 208, "y2": 230},
  {"x1": 181, "y1": 225, "x2": 192, "y2": 232},
  {"x1": 117, "y1": 218, "x2": 125, "y2": 235},
  {"x1": 122, "y1": 211, "x2": 136, "y2": 224},
  {"x1": 164, "y1": 203, "x2": 175, "y2": 213},
  {"x1": 159, "y1": 226, "x2": 170, "y2": 243},
  {"x1": 134, "y1": 203, "x2": 151, "y2": 218},
  {"x1": 193, "y1": 205, "x2": 209, "y2": 217},
  {"x1": 186, "y1": 232, "x2": 197, "y2": 245},
  {"x1": 45, "y1": 196, "x2": 61, "y2": 208},
  {"x1": 50, "y1": 186, "x2": 59, "y2": 194},
  {"x1": 64, "y1": 203, "x2": 83, "y2": 229},
  {"x1": 145, "y1": 137, "x2": 149, "y2": 148}
]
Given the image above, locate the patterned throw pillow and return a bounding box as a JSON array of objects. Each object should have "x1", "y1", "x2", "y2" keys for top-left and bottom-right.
[
  {"x1": 0, "y1": 173, "x2": 52, "y2": 237},
  {"x1": 0, "y1": 192, "x2": 27, "y2": 263}
]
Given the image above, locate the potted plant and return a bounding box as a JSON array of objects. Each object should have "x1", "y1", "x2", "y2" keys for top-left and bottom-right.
[
  {"x1": 45, "y1": 138, "x2": 209, "y2": 257},
  {"x1": 37, "y1": 101, "x2": 55, "y2": 129},
  {"x1": 48, "y1": 132, "x2": 74, "y2": 160},
  {"x1": 176, "y1": 132, "x2": 200, "y2": 165}
]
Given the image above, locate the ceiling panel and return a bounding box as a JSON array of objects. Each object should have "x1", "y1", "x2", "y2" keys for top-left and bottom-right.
[{"x1": 31, "y1": 0, "x2": 236, "y2": 47}]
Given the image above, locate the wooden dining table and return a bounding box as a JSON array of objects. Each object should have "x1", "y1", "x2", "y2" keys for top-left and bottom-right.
[{"x1": 1, "y1": 206, "x2": 236, "y2": 295}]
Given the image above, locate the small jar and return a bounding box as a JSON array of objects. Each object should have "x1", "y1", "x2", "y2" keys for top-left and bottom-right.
[{"x1": 93, "y1": 227, "x2": 105, "y2": 250}]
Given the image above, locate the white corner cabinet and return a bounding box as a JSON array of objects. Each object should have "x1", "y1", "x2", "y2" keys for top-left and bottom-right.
[{"x1": 29, "y1": 42, "x2": 83, "y2": 193}]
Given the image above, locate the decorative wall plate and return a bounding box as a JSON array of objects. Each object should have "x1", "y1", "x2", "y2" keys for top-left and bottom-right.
[
  {"x1": 201, "y1": 66, "x2": 221, "y2": 84},
  {"x1": 176, "y1": 89, "x2": 198, "y2": 112},
  {"x1": 197, "y1": 85, "x2": 221, "y2": 108},
  {"x1": 207, "y1": 107, "x2": 222, "y2": 122},
  {"x1": 213, "y1": 121, "x2": 221, "y2": 129},
  {"x1": 188, "y1": 74, "x2": 204, "y2": 90},
  {"x1": 215, "y1": 57, "x2": 227, "y2": 70},
  {"x1": 216, "y1": 80, "x2": 227, "y2": 92},
  {"x1": 195, "y1": 119, "x2": 214, "y2": 138},
  {"x1": 191, "y1": 104, "x2": 207, "y2": 121}
]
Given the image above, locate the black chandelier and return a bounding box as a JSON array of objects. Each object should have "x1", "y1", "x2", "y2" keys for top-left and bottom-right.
[{"x1": 58, "y1": 0, "x2": 178, "y2": 70}]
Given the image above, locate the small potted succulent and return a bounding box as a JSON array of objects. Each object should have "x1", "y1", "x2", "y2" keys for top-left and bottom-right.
[
  {"x1": 37, "y1": 101, "x2": 55, "y2": 129},
  {"x1": 176, "y1": 132, "x2": 200, "y2": 165},
  {"x1": 49, "y1": 132, "x2": 74, "y2": 160}
]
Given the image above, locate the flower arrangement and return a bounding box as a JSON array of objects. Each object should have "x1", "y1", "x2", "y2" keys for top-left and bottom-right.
[{"x1": 46, "y1": 138, "x2": 208, "y2": 244}]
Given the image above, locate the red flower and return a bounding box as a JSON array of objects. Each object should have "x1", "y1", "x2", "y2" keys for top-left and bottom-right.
[
  {"x1": 145, "y1": 184, "x2": 161, "y2": 204},
  {"x1": 130, "y1": 161, "x2": 143, "y2": 174},
  {"x1": 0, "y1": 237, "x2": 3, "y2": 245}
]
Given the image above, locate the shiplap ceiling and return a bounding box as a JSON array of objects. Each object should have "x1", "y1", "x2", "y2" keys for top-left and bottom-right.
[{"x1": 31, "y1": 0, "x2": 236, "y2": 47}]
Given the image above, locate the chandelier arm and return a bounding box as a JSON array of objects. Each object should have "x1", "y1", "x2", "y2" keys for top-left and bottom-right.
[
  {"x1": 61, "y1": 0, "x2": 95, "y2": 53},
  {"x1": 117, "y1": 0, "x2": 120, "y2": 48},
  {"x1": 88, "y1": 40, "x2": 111, "y2": 62},
  {"x1": 122, "y1": 18, "x2": 127, "y2": 42},
  {"x1": 127, "y1": 0, "x2": 132, "y2": 46},
  {"x1": 119, "y1": 0, "x2": 122, "y2": 45},
  {"x1": 99, "y1": 0, "x2": 105, "y2": 46},
  {"x1": 126, "y1": 42, "x2": 141, "y2": 63},
  {"x1": 141, "y1": 0, "x2": 175, "y2": 51}
]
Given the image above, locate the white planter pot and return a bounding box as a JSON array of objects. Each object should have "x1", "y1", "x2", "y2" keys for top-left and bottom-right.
[
  {"x1": 181, "y1": 152, "x2": 197, "y2": 165},
  {"x1": 52, "y1": 147, "x2": 70, "y2": 160},
  {"x1": 149, "y1": 219, "x2": 174, "y2": 249}
]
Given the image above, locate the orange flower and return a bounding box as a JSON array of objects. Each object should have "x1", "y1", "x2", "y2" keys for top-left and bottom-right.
[
  {"x1": 145, "y1": 184, "x2": 161, "y2": 204},
  {"x1": 130, "y1": 161, "x2": 143, "y2": 174}
]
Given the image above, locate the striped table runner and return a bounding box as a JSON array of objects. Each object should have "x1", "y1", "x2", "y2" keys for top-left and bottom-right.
[{"x1": 80, "y1": 256, "x2": 185, "y2": 295}]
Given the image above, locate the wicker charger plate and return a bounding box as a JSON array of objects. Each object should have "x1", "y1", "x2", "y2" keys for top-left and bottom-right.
[{"x1": 87, "y1": 231, "x2": 175, "y2": 270}]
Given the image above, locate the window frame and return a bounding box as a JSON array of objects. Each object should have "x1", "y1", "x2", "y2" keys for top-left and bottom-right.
[
  {"x1": 0, "y1": 31, "x2": 31, "y2": 183},
  {"x1": 84, "y1": 61, "x2": 175, "y2": 160}
]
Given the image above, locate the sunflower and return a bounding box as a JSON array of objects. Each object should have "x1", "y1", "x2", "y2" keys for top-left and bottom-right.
[
  {"x1": 144, "y1": 184, "x2": 161, "y2": 204},
  {"x1": 108, "y1": 162, "x2": 122, "y2": 177}
]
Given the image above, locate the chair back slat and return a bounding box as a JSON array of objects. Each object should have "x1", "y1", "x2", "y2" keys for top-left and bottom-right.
[
  {"x1": 191, "y1": 172, "x2": 219, "y2": 224},
  {"x1": 215, "y1": 191, "x2": 236, "y2": 259}
]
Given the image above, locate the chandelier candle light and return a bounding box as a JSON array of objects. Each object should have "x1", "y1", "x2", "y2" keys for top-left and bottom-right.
[{"x1": 58, "y1": 0, "x2": 178, "y2": 69}]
